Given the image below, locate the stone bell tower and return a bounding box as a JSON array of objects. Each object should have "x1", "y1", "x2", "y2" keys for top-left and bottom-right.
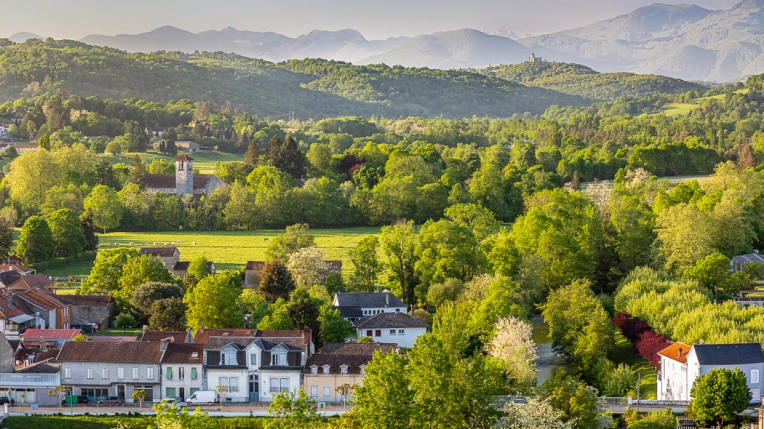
[{"x1": 175, "y1": 154, "x2": 194, "y2": 196}]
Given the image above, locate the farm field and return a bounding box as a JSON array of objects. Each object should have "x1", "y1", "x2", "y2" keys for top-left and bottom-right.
[
  {"x1": 102, "y1": 151, "x2": 244, "y2": 174},
  {"x1": 44, "y1": 226, "x2": 382, "y2": 277}
]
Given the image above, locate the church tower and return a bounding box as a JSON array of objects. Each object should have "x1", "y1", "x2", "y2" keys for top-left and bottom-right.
[{"x1": 175, "y1": 154, "x2": 194, "y2": 196}]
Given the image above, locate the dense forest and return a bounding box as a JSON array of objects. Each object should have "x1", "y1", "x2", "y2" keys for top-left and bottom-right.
[
  {"x1": 483, "y1": 61, "x2": 706, "y2": 100},
  {"x1": 0, "y1": 39, "x2": 587, "y2": 119}
]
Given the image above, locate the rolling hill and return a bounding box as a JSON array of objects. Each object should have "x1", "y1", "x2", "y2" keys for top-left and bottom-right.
[
  {"x1": 0, "y1": 39, "x2": 588, "y2": 118},
  {"x1": 483, "y1": 61, "x2": 707, "y2": 100}
]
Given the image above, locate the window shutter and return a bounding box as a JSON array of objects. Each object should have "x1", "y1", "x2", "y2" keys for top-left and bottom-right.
[
  {"x1": 191, "y1": 367, "x2": 197, "y2": 380},
  {"x1": 167, "y1": 367, "x2": 172, "y2": 379}
]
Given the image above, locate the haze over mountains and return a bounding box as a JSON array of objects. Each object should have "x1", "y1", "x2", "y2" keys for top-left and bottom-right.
[{"x1": 13, "y1": 0, "x2": 764, "y2": 81}]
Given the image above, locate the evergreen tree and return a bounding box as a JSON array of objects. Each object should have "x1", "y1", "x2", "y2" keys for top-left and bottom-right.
[
  {"x1": 80, "y1": 209, "x2": 99, "y2": 252},
  {"x1": 95, "y1": 160, "x2": 119, "y2": 188},
  {"x1": 129, "y1": 155, "x2": 147, "y2": 188},
  {"x1": 244, "y1": 141, "x2": 259, "y2": 168},
  {"x1": 259, "y1": 261, "x2": 296, "y2": 302},
  {"x1": 287, "y1": 288, "x2": 321, "y2": 337}
]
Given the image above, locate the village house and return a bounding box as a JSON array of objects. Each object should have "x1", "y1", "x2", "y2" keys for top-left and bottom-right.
[
  {"x1": 333, "y1": 291, "x2": 407, "y2": 322},
  {"x1": 175, "y1": 141, "x2": 200, "y2": 152},
  {"x1": 57, "y1": 295, "x2": 115, "y2": 333},
  {"x1": 144, "y1": 155, "x2": 225, "y2": 196},
  {"x1": 731, "y1": 251, "x2": 764, "y2": 274},
  {"x1": 56, "y1": 341, "x2": 164, "y2": 402},
  {"x1": 141, "y1": 330, "x2": 191, "y2": 343},
  {"x1": 161, "y1": 341, "x2": 204, "y2": 400},
  {"x1": 7, "y1": 274, "x2": 54, "y2": 292},
  {"x1": 22, "y1": 329, "x2": 81, "y2": 348},
  {"x1": 146, "y1": 127, "x2": 165, "y2": 138},
  {"x1": 304, "y1": 342, "x2": 397, "y2": 403},
  {"x1": 13, "y1": 144, "x2": 39, "y2": 153},
  {"x1": 245, "y1": 261, "x2": 341, "y2": 289},
  {"x1": 353, "y1": 310, "x2": 429, "y2": 348},
  {"x1": 14, "y1": 288, "x2": 72, "y2": 329},
  {"x1": 0, "y1": 362, "x2": 61, "y2": 405},
  {"x1": 172, "y1": 261, "x2": 216, "y2": 279},
  {"x1": 0, "y1": 297, "x2": 38, "y2": 338},
  {"x1": 140, "y1": 246, "x2": 180, "y2": 271},
  {"x1": 657, "y1": 342, "x2": 764, "y2": 402}
]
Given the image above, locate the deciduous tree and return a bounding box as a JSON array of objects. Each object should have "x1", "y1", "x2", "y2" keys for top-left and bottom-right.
[
  {"x1": 690, "y1": 367, "x2": 751, "y2": 428},
  {"x1": 184, "y1": 271, "x2": 242, "y2": 329},
  {"x1": 84, "y1": 185, "x2": 123, "y2": 233},
  {"x1": 16, "y1": 216, "x2": 55, "y2": 264}
]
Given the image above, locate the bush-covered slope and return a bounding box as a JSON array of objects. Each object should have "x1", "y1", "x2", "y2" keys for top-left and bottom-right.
[{"x1": 483, "y1": 61, "x2": 706, "y2": 100}]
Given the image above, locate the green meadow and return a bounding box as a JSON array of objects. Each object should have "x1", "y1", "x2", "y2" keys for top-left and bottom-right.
[
  {"x1": 45, "y1": 227, "x2": 382, "y2": 277},
  {"x1": 103, "y1": 151, "x2": 244, "y2": 174}
]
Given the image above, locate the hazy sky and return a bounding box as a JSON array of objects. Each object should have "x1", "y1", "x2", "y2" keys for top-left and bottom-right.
[{"x1": 7, "y1": 0, "x2": 743, "y2": 40}]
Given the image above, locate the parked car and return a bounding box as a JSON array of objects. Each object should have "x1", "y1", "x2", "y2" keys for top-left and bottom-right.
[
  {"x1": 61, "y1": 395, "x2": 89, "y2": 404},
  {"x1": 509, "y1": 397, "x2": 527, "y2": 406},
  {"x1": 96, "y1": 396, "x2": 123, "y2": 406},
  {"x1": 0, "y1": 397, "x2": 14, "y2": 405},
  {"x1": 162, "y1": 396, "x2": 187, "y2": 409},
  {"x1": 185, "y1": 390, "x2": 218, "y2": 405}
]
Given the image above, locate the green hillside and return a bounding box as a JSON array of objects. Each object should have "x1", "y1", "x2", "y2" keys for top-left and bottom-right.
[
  {"x1": 0, "y1": 39, "x2": 587, "y2": 118},
  {"x1": 482, "y1": 61, "x2": 706, "y2": 100}
]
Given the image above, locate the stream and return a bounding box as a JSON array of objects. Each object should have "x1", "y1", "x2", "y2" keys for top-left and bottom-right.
[{"x1": 532, "y1": 317, "x2": 572, "y2": 385}]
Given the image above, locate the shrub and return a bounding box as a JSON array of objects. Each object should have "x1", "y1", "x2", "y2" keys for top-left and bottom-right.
[{"x1": 114, "y1": 313, "x2": 137, "y2": 329}]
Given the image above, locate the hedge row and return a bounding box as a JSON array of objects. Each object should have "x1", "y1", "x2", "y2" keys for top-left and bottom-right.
[
  {"x1": 612, "y1": 312, "x2": 671, "y2": 369},
  {"x1": 31, "y1": 251, "x2": 97, "y2": 273}
]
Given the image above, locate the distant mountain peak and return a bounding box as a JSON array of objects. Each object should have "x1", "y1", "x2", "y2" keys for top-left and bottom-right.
[
  {"x1": 9, "y1": 32, "x2": 43, "y2": 43},
  {"x1": 734, "y1": 0, "x2": 764, "y2": 10}
]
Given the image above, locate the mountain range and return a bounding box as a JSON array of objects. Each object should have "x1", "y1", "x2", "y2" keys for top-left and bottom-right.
[{"x1": 11, "y1": 0, "x2": 764, "y2": 81}]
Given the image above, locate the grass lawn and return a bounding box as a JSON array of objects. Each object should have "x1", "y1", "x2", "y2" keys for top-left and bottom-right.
[
  {"x1": 102, "y1": 151, "x2": 244, "y2": 174},
  {"x1": 44, "y1": 226, "x2": 381, "y2": 277},
  {"x1": 612, "y1": 331, "x2": 657, "y2": 400},
  {"x1": 91, "y1": 327, "x2": 142, "y2": 337},
  {"x1": 657, "y1": 102, "x2": 696, "y2": 117}
]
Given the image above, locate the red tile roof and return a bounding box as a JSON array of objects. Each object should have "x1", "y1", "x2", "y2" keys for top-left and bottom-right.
[
  {"x1": 657, "y1": 342, "x2": 692, "y2": 364},
  {"x1": 22, "y1": 329, "x2": 81, "y2": 340},
  {"x1": 162, "y1": 342, "x2": 204, "y2": 364},
  {"x1": 141, "y1": 331, "x2": 188, "y2": 343},
  {"x1": 8, "y1": 275, "x2": 54, "y2": 291},
  {"x1": 56, "y1": 295, "x2": 113, "y2": 307}
]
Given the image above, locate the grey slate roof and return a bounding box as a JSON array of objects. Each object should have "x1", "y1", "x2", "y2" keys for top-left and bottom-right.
[
  {"x1": 335, "y1": 292, "x2": 406, "y2": 309},
  {"x1": 354, "y1": 312, "x2": 430, "y2": 329},
  {"x1": 693, "y1": 343, "x2": 764, "y2": 366},
  {"x1": 333, "y1": 306, "x2": 362, "y2": 318}
]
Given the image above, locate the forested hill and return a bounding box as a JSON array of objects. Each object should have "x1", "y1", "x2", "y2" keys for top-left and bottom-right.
[
  {"x1": 0, "y1": 39, "x2": 588, "y2": 118},
  {"x1": 482, "y1": 62, "x2": 706, "y2": 100}
]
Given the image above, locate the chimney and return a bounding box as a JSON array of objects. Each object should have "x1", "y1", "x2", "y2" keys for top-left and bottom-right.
[
  {"x1": 160, "y1": 339, "x2": 168, "y2": 351},
  {"x1": 200, "y1": 325, "x2": 205, "y2": 333},
  {"x1": 395, "y1": 308, "x2": 400, "y2": 314},
  {"x1": 385, "y1": 293, "x2": 389, "y2": 307},
  {"x1": 678, "y1": 348, "x2": 683, "y2": 358}
]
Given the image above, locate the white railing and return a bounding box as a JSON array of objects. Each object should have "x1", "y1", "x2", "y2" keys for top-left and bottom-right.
[{"x1": 0, "y1": 373, "x2": 60, "y2": 387}]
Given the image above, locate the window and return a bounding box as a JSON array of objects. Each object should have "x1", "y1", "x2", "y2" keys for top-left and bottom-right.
[
  {"x1": 166, "y1": 387, "x2": 176, "y2": 398},
  {"x1": 117, "y1": 367, "x2": 124, "y2": 380},
  {"x1": 219, "y1": 377, "x2": 229, "y2": 390},
  {"x1": 87, "y1": 368, "x2": 93, "y2": 379},
  {"x1": 132, "y1": 367, "x2": 139, "y2": 380},
  {"x1": 340, "y1": 365, "x2": 348, "y2": 376},
  {"x1": 64, "y1": 367, "x2": 71, "y2": 379},
  {"x1": 271, "y1": 350, "x2": 287, "y2": 366},
  {"x1": 390, "y1": 329, "x2": 396, "y2": 335},
  {"x1": 280, "y1": 378, "x2": 289, "y2": 392},
  {"x1": 64, "y1": 306, "x2": 68, "y2": 317},
  {"x1": 323, "y1": 386, "x2": 330, "y2": 397},
  {"x1": 375, "y1": 330, "x2": 381, "y2": 337},
  {"x1": 178, "y1": 367, "x2": 184, "y2": 380},
  {"x1": 366, "y1": 330, "x2": 372, "y2": 337},
  {"x1": 754, "y1": 370, "x2": 760, "y2": 384},
  {"x1": 754, "y1": 388, "x2": 762, "y2": 401},
  {"x1": 102, "y1": 368, "x2": 109, "y2": 379},
  {"x1": 191, "y1": 367, "x2": 197, "y2": 380},
  {"x1": 166, "y1": 367, "x2": 173, "y2": 380},
  {"x1": 147, "y1": 367, "x2": 154, "y2": 380},
  {"x1": 398, "y1": 329, "x2": 404, "y2": 335},
  {"x1": 222, "y1": 351, "x2": 237, "y2": 365},
  {"x1": 229, "y1": 377, "x2": 239, "y2": 392},
  {"x1": 310, "y1": 386, "x2": 318, "y2": 397},
  {"x1": 250, "y1": 354, "x2": 257, "y2": 366},
  {"x1": 311, "y1": 366, "x2": 317, "y2": 375},
  {"x1": 270, "y1": 378, "x2": 279, "y2": 393},
  {"x1": 323, "y1": 365, "x2": 330, "y2": 375},
  {"x1": 134, "y1": 386, "x2": 154, "y2": 402}
]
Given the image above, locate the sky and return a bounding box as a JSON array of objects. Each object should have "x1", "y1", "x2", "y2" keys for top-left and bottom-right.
[{"x1": 6, "y1": 0, "x2": 743, "y2": 40}]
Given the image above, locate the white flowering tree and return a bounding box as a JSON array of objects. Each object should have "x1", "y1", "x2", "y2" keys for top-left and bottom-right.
[
  {"x1": 485, "y1": 316, "x2": 538, "y2": 391},
  {"x1": 287, "y1": 246, "x2": 328, "y2": 288},
  {"x1": 497, "y1": 398, "x2": 575, "y2": 429},
  {"x1": 585, "y1": 180, "x2": 611, "y2": 219}
]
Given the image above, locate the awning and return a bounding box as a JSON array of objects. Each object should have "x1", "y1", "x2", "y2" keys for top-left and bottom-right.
[{"x1": 8, "y1": 314, "x2": 34, "y2": 323}]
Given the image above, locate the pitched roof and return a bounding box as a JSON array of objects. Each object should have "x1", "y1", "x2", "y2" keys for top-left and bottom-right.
[
  {"x1": 141, "y1": 331, "x2": 188, "y2": 343},
  {"x1": 204, "y1": 336, "x2": 256, "y2": 350},
  {"x1": 354, "y1": 312, "x2": 430, "y2": 329},
  {"x1": 0, "y1": 263, "x2": 34, "y2": 274},
  {"x1": 18, "y1": 288, "x2": 67, "y2": 310},
  {"x1": 0, "y1": 271, "x2": 21, "y2": 287},
  {"x1": 16, "y1": 362, "x2": 60, "y2": 374},
  {"x1": 325, "y1": 261, "x2": 342, "y2": 269},
  {"x1": 333, "y1": 306, "x2": 362, "y2": 318},
  {"x1": 657, "y1": 342, "x2": 692, "y2": 364},
  {"x1": 335, "y1": 292, "x2": 406, "y2": 309},
  {"x1": 16, "y1": 347, "x2": 60, "y2": 364},
  {"x1": 162, "y1": 342, "x2": 204, "y2": 364},
  {"x1": 175, "y1": 154, "x2": 194, "y2": 161},
  {"x1": 692, "y1": 343, "x2": 764, "y2": 366},
  {"x1": 8, "y1": 275, "x2": 53, "y2": 291},
  {"x1": 733, "y1": 253, "x2": 764, "y2": 265},
  {"x1": 88, "y1": 336, "x2": 138, "y2": 342},
  {"x1": 306, "y1": 353, "x2": 374, "y2": 375},
  {"x1": 320, "y1": 342, "x2": 398, "y2": 355},
  {"x1": 173, "y1": 261, "x2": 215, "y2": 271},
  {"x1": 144, "y1": 174, "x2": 216, "y2": 190},
  {"x1": 56, "y1": 341, "x2": 163, "y2": 363},
  {"x1": 192, "y1": 328, "x2": 310, "y2": 347},
  {"x1": 57, "y1": 294, "x2": 113, "y2": 307},
  {"x1": 0, "y1": 297, "x2": 28, "y2": 320},
  {"x1": 245, "y1": 261, "x2": 266, "y2": 271},
  {"x1": 140, "y1": 246, "x2": 178, "y2": 257},
  {"x1": 193, "y1": 328, "x2": 258, "y2": 344},
  {"x1": 22, "y1": 329, "x2": 81, "y2": 340}
]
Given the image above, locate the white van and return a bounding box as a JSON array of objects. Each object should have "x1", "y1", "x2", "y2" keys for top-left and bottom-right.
[{"x1": 185, "y1": 390, "x2": 218, "y2": 405}]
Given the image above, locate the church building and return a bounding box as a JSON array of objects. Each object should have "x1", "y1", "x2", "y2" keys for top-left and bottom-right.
[{"x1": 144, "y1": 155, "x2": 226, "y2": 196}]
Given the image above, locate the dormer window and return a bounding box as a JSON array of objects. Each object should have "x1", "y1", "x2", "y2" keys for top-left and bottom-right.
[
  {"x1": 311, "y1": 365, "x2": 318, "y2": 376},
  {"x1": 340, "y1": 365, "x2": 348, "y2": 376},
  {"x1": 271, "y1": 349, "x2": 287, "y2": 366},
  {"x1": 323, "y1": 365, "x2": 330, "y2": 375},
  {"x1": 221, "y1": 351, "x2": 237, "y2": 365}
]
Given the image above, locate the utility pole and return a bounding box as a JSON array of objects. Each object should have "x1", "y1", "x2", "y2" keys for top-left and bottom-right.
[{"x1": 636, "y1": 372, "x2": 641, "y2": 413}]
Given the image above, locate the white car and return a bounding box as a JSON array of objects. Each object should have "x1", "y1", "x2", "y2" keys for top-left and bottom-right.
[
  {"x1": 509, "y1": 398, "x2": 527, "y2": 406},
  {"x1": 163, "y1": 396, "x2": 187, "y2": 409}
]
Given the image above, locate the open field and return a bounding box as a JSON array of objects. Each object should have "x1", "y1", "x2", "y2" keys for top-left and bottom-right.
[
  {"x1": 45, "y1": 227, "x2": 381, "y2": 277},
  {"x1": 612, "y1": 331, "x2": 657, "y2": 400},
  {"x1": 657, "y1": 102, "x2": 696, "y2": 117},
  {"x1": 102, "y1": 151, "x2": 244, "y2": 174}
]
